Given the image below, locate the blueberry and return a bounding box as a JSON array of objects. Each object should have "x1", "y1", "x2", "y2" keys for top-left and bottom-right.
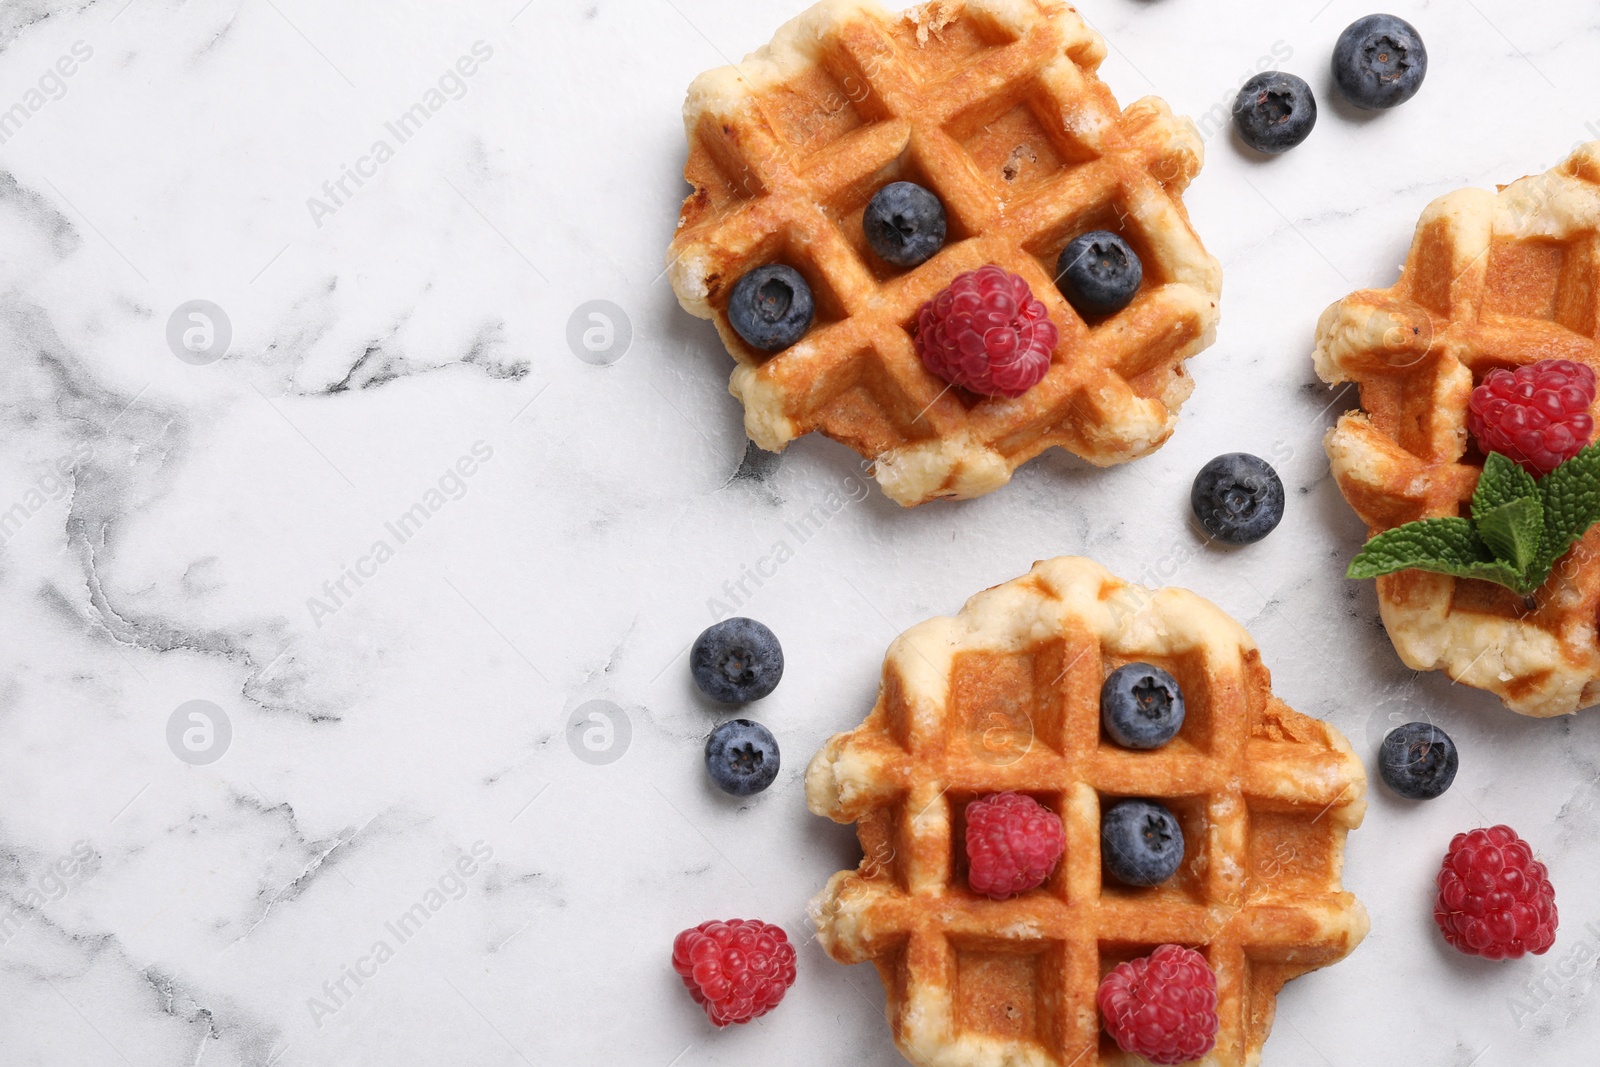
[
  {"x1": 1055, "y1": 230, "x2": 1143, "y2": 318},
  {"x1": 1333, "y1": 14, "x2": 1427, "y2": 110},
  {"x1": 704, "y1": 718, "x2": 780, "y2": 796},
  {"x1": 1190, "y1": 453, "x2": 1285, "y2": 545},
  {"x1": 727, "y1": 265, "x2": 814, "y2": 352},
  {"x1": 691, "y1": 618, "x2": 783, "y2": 703},
  {"x1": 1101, "y1": 664, "x2": 1185, "y2": 749},
  {"x1": 1101, "y1": 798, "x2": 1184, "y2": 887},
  {"x1": 863, "y1": 181, "x2": 947, "y2": 268},
  {"x1": 1379, "y1": 721, "x2": 1458, "y2": 800},
  {"x1": 1232, "y1": 71, "x2": 1317, "y2": 154}
]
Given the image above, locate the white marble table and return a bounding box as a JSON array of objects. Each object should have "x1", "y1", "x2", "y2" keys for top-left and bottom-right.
[{"x1": 1, "y1": 0, "x2": 1597, "y2": 1064}]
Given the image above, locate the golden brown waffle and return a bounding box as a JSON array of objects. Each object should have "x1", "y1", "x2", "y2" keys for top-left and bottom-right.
[
  {"x1": 805, "y1": 557, "x2": 1366, "y2": 1067},
  {"x1": 667, "y1": 0, "x2": 1221, "y2": 506},
  {"x1": 1314, "y1": 143, "x2": 1600, "y2": 717}
]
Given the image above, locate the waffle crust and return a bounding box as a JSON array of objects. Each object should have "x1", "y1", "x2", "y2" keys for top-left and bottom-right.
[
  {"x1": 805, "y1": 557, "x2": 1367, "y2": 1067},
  {"x1": 668, "y1": 0, "x2": 1221, "y2": 506},
  {"x1": 1315, "y1": 143, "x2": 1600, "y2": 716}
]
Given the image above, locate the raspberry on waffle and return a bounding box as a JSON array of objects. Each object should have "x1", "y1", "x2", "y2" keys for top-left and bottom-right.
[
  {"x1": 1315, "y1": 143, "x2": 1600, "y2": 716},
  {"x1": 916, "y1": 266, "x2": 1058, "y2": 398},
  {"x1": 1098, "y1": 944, "x2": 1218, "y2": 1065},
  {"x1": 965, "y1": 790, "x2": 1066, "y2": 899},
  {"x1": 805, "y1": 557, "x2": 1368, "y2": 1067},
  {"x1": 1465, "y1": 359, "x2": 1595, "y2": 476},
  {"x1": 667, "y1": 0, "x2": 1221, "y2": 506}
]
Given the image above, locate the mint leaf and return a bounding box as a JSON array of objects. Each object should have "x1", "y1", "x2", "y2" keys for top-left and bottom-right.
[
  {"x1": 1349, "y1": 446, "x2": 1600, "y2": 598},
  {"x1": 1469, "y1": 454, "x2": 1543, "y2": 576},
  {"x1": 1532, "y1": 442, "x2": 1600, "y2": 584},
  {"x1": 1348, "y1": 517, "x2": 1496, "y2": 578},
  {"x1": 1436, "y1": 560, "x2": 1531, "y2": 589},
  {"x1": 1472, "y1": 451, "x2": 1539, "y2": 519},
  {"x1": 1476, "y1": 496, "x2": 1543, "y2": 574}
]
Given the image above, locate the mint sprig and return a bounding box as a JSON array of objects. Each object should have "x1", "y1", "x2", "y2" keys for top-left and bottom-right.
[{"x1": 1348, "y1": 445, "x2": 1600, "y2": 596}]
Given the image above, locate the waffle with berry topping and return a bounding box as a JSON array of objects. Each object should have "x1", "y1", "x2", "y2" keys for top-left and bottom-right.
[
  {"x1": 1314, "y1": 143, "x2": 1600, "y2": 716},
  {"x1": 667, "y1": 0, "x2": 1221, "y2": 506},
  {"x1": 805, "y1": 556, "x2": 1368, "y2": 1067}
]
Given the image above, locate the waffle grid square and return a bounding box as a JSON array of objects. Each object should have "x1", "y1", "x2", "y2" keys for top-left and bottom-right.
[
  {"x1": 668, "y1": 0, "x2": 1221, "y2": 506},
  {"x1": 806, "y1": 558, "x2": 1367, "y2": 1067},
  {"x1": 1314, "y1": 142, "x2": 1600, "y2": 716}
]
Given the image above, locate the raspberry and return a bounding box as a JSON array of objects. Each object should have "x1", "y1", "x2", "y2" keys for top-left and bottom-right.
[
  {"x1": 1097, "y1": 944, "x2": 1219, "y2": 1066},
  {"x1": 1466, "y1": 359, "x2": 1596, "y2": 475},
  {"x1": 965, "y1": 792, "x2": 1065, "y2": 899},
  {"x1": 914, "y1": 265, "x2": 1058, "y2": 398},
  {"x1": 671, "y1": 919, "x2": 797, "y2": 1026},
  {"x1": 1434, "y1": 825, "x2": 1558, "y2": 960}
]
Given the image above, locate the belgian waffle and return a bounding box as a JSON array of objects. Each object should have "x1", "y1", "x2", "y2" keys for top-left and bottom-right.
[
  {"x1": 805, "y1": 557, "x2": 1367, "y2": 1067},
  {"x1": 667, "y1": 0, "x2": 1222, "y2": 506},
  {"x1": 1315, "y1": 143, "x2": 1600, "y2": 717}
]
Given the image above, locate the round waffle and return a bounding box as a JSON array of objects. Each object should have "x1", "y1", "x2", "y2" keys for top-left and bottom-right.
[
  {"x1": 1314, "y1": 143, "x2": 1600, "y2": 717},
  {"x1": 667, "y1": 0, "x2": 1222, "y2": 506},
  {"x1": 805, "y1": 557, "x2": 1367, "y2": 1067}
]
